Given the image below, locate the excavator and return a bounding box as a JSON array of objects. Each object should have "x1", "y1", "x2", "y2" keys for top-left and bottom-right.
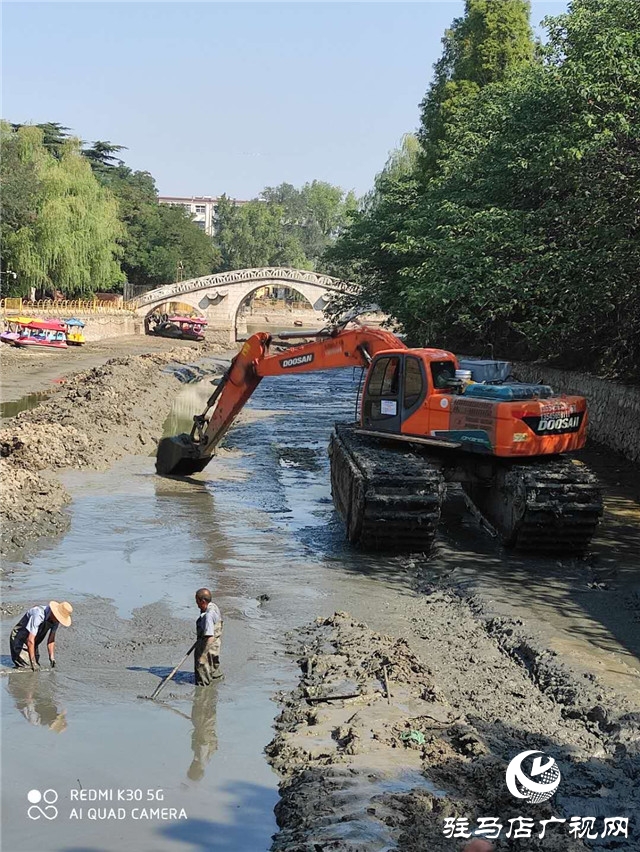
[{"x1": 156, "y1": 320, "x2": 603, "y2": 555}]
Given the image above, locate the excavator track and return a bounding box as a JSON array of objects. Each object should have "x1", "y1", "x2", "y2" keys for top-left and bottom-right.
[
  {"x1": 462, "y1": 457, "x2": 603, "y2": 554},
  {"x1": 329, "y1": 423, "x2": 446, "y2": 552}
]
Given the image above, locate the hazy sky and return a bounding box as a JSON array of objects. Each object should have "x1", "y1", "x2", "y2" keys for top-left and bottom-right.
[{"x1": 3, "y1": 2, "x2": 568, "y2": 199}]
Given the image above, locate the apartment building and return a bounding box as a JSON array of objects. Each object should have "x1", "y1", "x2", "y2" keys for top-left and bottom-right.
[{"x1": 158, "y1": 195, "x2": 248, "y2": 236}]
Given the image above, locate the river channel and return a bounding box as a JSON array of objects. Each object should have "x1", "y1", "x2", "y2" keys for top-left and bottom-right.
[{"x1": 2, "y1": 366, "x2": 639, "y2": 852}]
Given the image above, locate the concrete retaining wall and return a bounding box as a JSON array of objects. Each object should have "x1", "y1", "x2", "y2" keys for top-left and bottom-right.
[
  {"x1": 79, "y1": 314, "x2": 143, "y2": 342},
  {"x1": 514, "y1": 363, "x2": 640, "y2": 463}
]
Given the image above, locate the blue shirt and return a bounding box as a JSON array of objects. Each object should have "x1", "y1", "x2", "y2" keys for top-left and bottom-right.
[{"x1": 13, "y1": 605, "x2": 58, "y2": 648}]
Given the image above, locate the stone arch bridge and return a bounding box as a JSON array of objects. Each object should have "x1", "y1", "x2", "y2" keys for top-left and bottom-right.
[{"x1": 131, "y1": 267, "x2": 357, "y2": 343}]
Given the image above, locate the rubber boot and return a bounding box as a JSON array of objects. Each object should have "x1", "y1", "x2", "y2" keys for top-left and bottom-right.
[{"x1": 210, "y1": 656, "x2": 223, "y2": 679}]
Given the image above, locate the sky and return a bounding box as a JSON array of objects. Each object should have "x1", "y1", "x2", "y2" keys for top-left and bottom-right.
[{"x1": 3, "y1": 2, "x2": 568, "y2": 200}]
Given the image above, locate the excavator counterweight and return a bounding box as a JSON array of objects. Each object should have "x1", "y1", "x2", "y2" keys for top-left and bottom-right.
[{"x1": 156, "y1": 324, "x2": 602, "y2": 555}]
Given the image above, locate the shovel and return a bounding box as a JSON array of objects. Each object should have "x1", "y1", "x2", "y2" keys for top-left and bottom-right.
[{"x1": 143, "y1": 642, "x2": 197, "y2": 701}]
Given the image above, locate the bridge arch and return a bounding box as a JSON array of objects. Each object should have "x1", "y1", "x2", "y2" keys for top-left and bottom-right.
[
  {"x1": 234, "y1": 282, "x2": 317, "y2": 334},
  {"x1": 143, "y1": 300, "x2": 206, "y2": 320},
  {"x1": 131, "y1": 267, "x2": 357, "y2": 343}
]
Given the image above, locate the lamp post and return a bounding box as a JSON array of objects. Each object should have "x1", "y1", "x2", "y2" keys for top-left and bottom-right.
[{"x1": 176, "y1": 261, "x2": 185, "y2": 283}]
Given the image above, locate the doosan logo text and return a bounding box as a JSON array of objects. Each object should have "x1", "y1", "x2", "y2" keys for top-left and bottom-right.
[
  {"x1": 523, "y1": 412, "x2": 583, "y2": 435},
  {"x1": 280, "y1": 353, "x2": 314, "y2": 369},
  {"x1": 539, "y1": 416, "x2": 580, "y2": 431}
]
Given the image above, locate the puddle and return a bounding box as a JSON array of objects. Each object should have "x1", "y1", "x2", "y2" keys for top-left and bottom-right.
[{"x1": 0, "y1": 389, "x2": 54, "y2": 419}]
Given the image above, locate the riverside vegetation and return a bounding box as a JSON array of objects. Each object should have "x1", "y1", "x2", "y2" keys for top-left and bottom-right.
[
  {"x1": 324, "y1": 0, "x2": 640, "y2": 380},
  {"x1": 0, "y1": 121, "x2": 355, "y2": 298}
]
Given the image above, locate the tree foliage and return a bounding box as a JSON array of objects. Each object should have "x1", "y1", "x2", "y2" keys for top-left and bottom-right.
[
  {"x1": 1, "y1": 123, "x2": 124, "y2": 296},
  {"x1": 325, "y1": 0, "x2": 640, "y2": 378},
  {"x1": 215, "y1": 181, "x2": 356, "y2": 272},
  {"x1": 95, "y1": 163, "x2": 219, "y2": 287}
]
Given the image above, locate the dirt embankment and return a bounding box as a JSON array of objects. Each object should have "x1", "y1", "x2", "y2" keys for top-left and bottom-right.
[
  {"x1": 268, "y1": 612, "x2": 638, "y2": 851},
  {"x1": 0, "y1": 343, "x2": 224, "y2": 557}
]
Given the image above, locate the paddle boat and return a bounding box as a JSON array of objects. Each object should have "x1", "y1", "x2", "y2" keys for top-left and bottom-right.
[
  {"x1": 63, "y1": 318, "x2": 86, "y2": 345},
  {"x1": 147, "y1": 314, "x2": 207, "y2": 341},
  {"x1": 13, "y1": 319, "x2": 68, "y2": 350},
  {"x1": 1, "y1": 316, "x2": 34, "y2": 344}
]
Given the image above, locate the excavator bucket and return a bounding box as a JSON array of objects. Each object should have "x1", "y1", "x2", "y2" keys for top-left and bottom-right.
[{"x1": 156, "y1": 434, "x2": 212, "y2": 476}]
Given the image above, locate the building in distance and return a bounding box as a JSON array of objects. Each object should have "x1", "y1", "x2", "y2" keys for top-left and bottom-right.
[{"x1": 158, "y1": 195, "x2": 249, "y2": 236}]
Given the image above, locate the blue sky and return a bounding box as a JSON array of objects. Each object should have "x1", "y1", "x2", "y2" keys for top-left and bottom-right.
[{"x1": 3, "y1": 2, "x2": 568, "y2": 199}]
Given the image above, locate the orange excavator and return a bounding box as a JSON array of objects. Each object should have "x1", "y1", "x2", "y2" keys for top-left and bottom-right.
[{"x1": 157, "y1": 321, "x2": 602, "y2": 554}]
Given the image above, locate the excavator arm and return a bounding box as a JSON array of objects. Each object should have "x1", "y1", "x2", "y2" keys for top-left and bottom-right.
[{"x1": 156, "y1": 325, "x2": 406, "y2": 476}]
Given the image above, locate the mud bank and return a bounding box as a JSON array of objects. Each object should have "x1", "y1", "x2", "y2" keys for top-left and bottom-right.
[
  {"x1": 268, "y1": 612, "x2": 638, "y2": 851},
  {"x1": 0, "y1": 333, "x2": 210, "y2": 403},
  {"x1": 0, "y1": 343, "x2": 225, "y2": 557}
]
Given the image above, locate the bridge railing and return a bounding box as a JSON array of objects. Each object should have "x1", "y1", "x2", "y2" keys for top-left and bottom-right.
[
  {"x1": 0, "y1": 298, "x2": 137, "y2": 317},
  {"x1": 129, "y1": 267, "x2": 361, "y2": 307}
]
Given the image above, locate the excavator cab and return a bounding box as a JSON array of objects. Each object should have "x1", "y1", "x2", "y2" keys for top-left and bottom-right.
[{"x1": 360, "y1": 350, "x2": 457, "y2": 435}]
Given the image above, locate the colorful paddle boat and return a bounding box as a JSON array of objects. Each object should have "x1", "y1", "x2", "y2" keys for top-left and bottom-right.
[
  {"x1": 147, "y1": 314, "x2": 207, "y2": 341},
  {"x1": 1, "y1": 316, "x2": 34, "y2": 344},
  {"x1": 13, "y1": 319, "x2": 68, "y2": 350},
  {"x1": 63, "y1": 318, "x2": 86, "y2": 345}
]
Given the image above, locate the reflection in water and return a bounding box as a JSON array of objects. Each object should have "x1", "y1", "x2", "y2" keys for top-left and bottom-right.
[
  {"x1": 187, "y1": 686, "x2": 219, "y2": 781},
  {"x1": 6, "y1": 672, "x2": 67, "y2": 733},
  {"x1": 0, "y1": 390, "x2": 53, "y2": 420}
]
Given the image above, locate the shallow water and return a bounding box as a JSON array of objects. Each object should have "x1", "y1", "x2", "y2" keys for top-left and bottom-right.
[
  {"x1": 2, "y1": 368, "x2": 639, "y2": 851},
  {"x1": 1, "y1": 368, "x2": 396, "y2": 852},
  {"x1": 0, "y1": 389, "x2": 55, "y2": 419}
]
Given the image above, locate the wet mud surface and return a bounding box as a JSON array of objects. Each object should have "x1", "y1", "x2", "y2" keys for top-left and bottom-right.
[
  {"x1": 1, "y1": 363, "x2": 639, "y2": 851},
  {"x1": 0, "y1": 339, "x2": 226, "y2": 557},
  {"x1": 0, "y1": 333, "x2": 203, "y2": 404},
  {"x1": 268, "y1": 613, "x2": 637, "y2": 851}
]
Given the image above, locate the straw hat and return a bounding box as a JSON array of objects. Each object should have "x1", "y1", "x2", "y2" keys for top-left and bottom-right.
[
  {"x1": 49, "y1": 713, "x2": 68, "y2": 734},
  {"x1": 49, "y1": 601, "x2": 73, "y2": 627}
]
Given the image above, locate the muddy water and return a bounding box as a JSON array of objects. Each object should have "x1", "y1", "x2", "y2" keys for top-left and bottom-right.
[
  {"x1": 0, "y1": 369, "x2": 384, "y2": 852},
  {"x1": 0, "y1": 389, "x2": 55, "y2": 419},
  {"x1": 2, "y1": 369, "x2": 640, "y2": 851}
]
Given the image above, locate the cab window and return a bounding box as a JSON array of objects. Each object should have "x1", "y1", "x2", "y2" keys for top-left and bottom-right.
[
  {"x1": 367, "y1": 357, "x2": 400, "y2": 397},
  {"x1": 430, "y1": 360, "x2": 455, "y2": 389},
  {"x1": 404, "y1": 357, "x2": 424, "y2": 408}
]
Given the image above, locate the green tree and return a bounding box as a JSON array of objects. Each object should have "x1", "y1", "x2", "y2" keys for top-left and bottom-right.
[
  {"x1": 88, "y1": 157, "x2": 219, "y2": 287},
  {"x1": 1, "y1": 123, "x2": 124, "y2": 296},
  {"x1": 1, "y1": 123, "x2": 40, "y2": 238},
  {"x1": 327, "y1": 0, "x2": 640, "y2": 377},
  {"x1": 82, "y1": 140, "x2": 127, "y2": 175},
  {"x1": 215, "y1": 195, "x2": 307, "y2": 270},
  {"x1": 216, "y1": 180, "x2": 358, "y2": 272},
  {"x1": 11, "y1": 122, "x2": 72, "y2": 159},
  {"x1": 419, "y1": 0, "x2": 534, "y2": 173}
]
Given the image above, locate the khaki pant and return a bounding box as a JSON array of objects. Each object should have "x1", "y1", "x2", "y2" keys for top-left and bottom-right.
[{"x1": 194, "y1": 622, "x2": 223, "y2": 686}]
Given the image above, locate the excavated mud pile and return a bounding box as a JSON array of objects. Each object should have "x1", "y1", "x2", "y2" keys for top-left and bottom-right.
[
  {"x1": 1, "y1": 345, "x2": 223, "y2": 555},
  {"x1": 267, "y1": 612, "x2": 638, "y2": 852}
]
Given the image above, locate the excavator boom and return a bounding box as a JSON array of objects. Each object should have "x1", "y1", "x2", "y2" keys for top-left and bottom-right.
[{"x1": 156, "y1": 326, "x2": 406, "y2": 476}]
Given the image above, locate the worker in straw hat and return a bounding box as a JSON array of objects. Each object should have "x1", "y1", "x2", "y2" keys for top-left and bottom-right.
[{"x1": 9, "y1": 601, "x2": 73, "y2": 671}]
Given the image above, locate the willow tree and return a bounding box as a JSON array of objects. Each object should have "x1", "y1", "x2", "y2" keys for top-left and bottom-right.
[{"x1": 1, "y1": 123, "x2": 124, "y2": 297}]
